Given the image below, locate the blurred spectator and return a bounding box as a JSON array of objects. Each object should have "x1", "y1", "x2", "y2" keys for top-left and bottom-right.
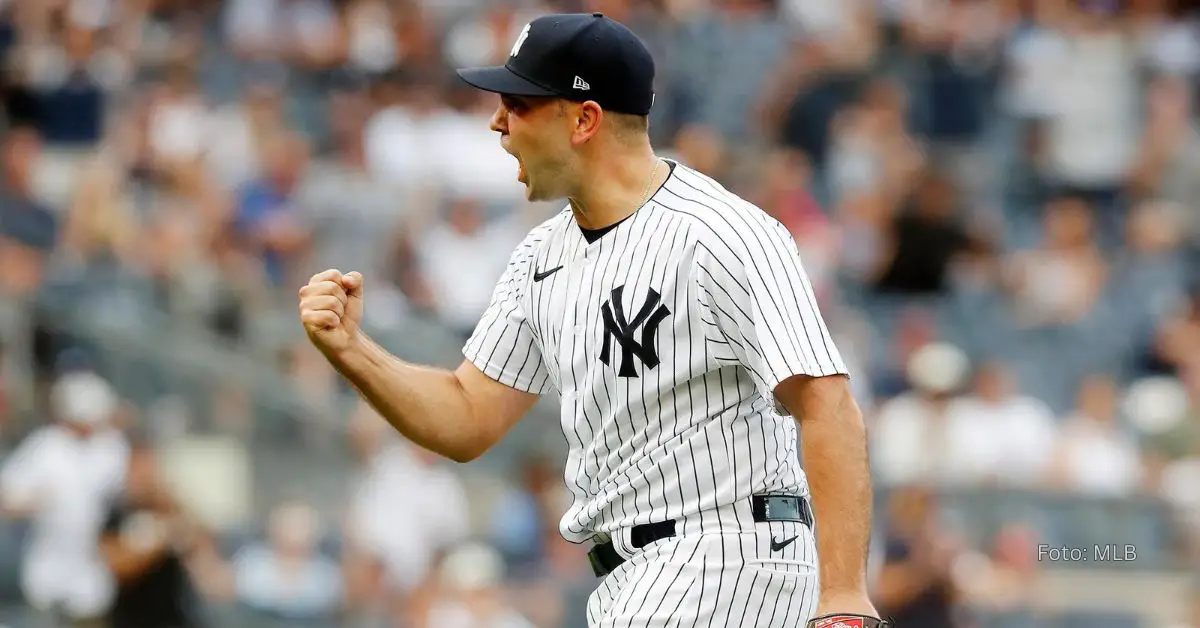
[
  {"x1": 407, "y1": 196, "x2": 526, "y2": 339},
  {"x1": 872, "y1": 342, "x2": 970, "y2": 486},
  {"x1": 826, "y1": 78, "x2": 924, "y2": 211},
  {"x1": 941, "y1": 361, "x2": 1058, "y2": 489},
  {"x1": 955, "y1": 522, "x2": 1042, "y2": 616},
  {"x1": 1039, "y1": 0, "x2": 1141, "y2": 203},
  {"x1": 442, "y1": 1, "x2": 543, "y2": 71},
  {"x1": 1148, "y1": 362, "x2": 1200, "y2": 559},
  {"x1": 145, "y1": 62, "x2": 210, "y2": 171},
  {"x1": 677, "y1": 0, "x2": 793, "y2": 143},
  {"x1": 229, "y1": 130, "x2": 314, "y2": 289},
  {"x1": 60, "y1": 113, "x2": 146, "y2": 271},
  {"x1": 1126, "y1": 75, "x2": 1200, "y2": 236},
  {"x1": 0, "y1": 370, "x2": 129, "y2": 626},
  {"x1": 222, "y1": 500, "x2": 345, "y2": 622},
  {"x1": 0, "y1": 126, "x2": 58, "y2": 297},
  {"x1": 1049, "y1": 374, "x2": 1145, "y2": 496},
  {"x1": 15, "y1": 13, "x2": 111, "y2": 146},
  {"x1": 489, "y1": 455, "x2": 591, "y2": 627},
  {"x1": 99, "y1": 436, "x2": 216, "y2": 628},
  {"x1": 1140, "y1": 361, "x2": 1200, "y2": 468},
  {"x1": 223, "y1": 0, "x2": 342, "y2": 67},
  {"x1": 489, "y1": 455, "x2": 558, "y2": 575},
  {"x1": 363, "y1": 69, "x2": 526, "y2": 207},
  {"x1": 1134, "y1": 0, "x2": 1200, "y2": 77},
  {"x1": 422, "y1": 542, "x2": 536, "y2": 628},
  {"x1": 1110, "y1": 198, "x2": 1190, "y2": 352},
  {"x1": 343, "y1": 0, "x2": 403, "y2": 75},
  {"x1": 871, "y1": 171, "x2": 973, "y2": 297},
  {"x1": 1000, "y1": 0, "x2": 1071, "y2": 123},
  {"x1": 1003, "y1": 196, "x2": 1107, "y2": 328},
  {"x1": 1145, "y1": 289, "x2": 1200, "y2": 376},
  {"x1": 204, "y1": 75, "x2": 288, "y2": 194},
  {"x1": 875, "y1": 486, "x2": 963, "y2": 628},
  {"x1": 297, "y1": 78, "x2": 414, "y2": 335},
  {"x1": 669, "y1": 123, "x2": 729, "y2": 182},
  {"x1": 343, "y1": 403, "x2": 471, "y2": 600},
  {"x1": 899, "y1": 0, "x2": 1008, "y2": 169},
  {"x1": 279, "y1": 343, "x2": 342, "y2": 432}
]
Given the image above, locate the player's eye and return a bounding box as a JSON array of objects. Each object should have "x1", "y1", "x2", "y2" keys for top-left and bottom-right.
[{"x1": 501, "y1": 95, "x2": 526, "y2": 113}]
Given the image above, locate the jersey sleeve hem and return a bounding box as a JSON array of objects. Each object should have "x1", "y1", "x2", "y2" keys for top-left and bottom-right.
[
  {"x1": 463, "y1": 348, "x2": 552, "y2": 395},
  {"x1": 762, "y1": 359, "x2": 851, "y2": 394}
]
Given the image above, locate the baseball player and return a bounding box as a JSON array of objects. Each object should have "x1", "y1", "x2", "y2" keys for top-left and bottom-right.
[{"x1": 299, "y1": 12, "x2": 887, "y2": 628}]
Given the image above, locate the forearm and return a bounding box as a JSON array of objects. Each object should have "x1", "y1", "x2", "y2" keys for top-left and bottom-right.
[
  {"x1": 330, "y1": 334, "x2": 490, "y2": 462},
  {"x1": 798, "y1": 383, "x2": 873, "y2": 596}
]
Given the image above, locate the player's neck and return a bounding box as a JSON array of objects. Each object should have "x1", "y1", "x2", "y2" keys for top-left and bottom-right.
[{"x1": 568, "y1": 146, "x2": 663, "y2": 231}]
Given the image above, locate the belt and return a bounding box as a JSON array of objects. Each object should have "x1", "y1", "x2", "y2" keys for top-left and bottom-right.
[{"x1": 587, "y1": 494, "x2": 814, "y2": 577}]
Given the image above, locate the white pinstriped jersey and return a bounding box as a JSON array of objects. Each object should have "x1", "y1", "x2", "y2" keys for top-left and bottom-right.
[{"x1": 464, "y1": 160, "x2": 847, "y2": 544}]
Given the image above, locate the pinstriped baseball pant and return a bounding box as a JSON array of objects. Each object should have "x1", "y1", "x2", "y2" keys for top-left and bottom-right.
[{"x1": 585, "y1": 516, "x2": 819, "y2": 627}]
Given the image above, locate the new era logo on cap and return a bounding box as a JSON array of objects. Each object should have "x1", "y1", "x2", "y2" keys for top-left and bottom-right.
[{"x1": 456, "y1": 13, "x2": 655, "y2": 116}]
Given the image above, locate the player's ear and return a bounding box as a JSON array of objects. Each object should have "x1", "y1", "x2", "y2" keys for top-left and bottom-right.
[{"x1": 571, "y1": 101, "x2": 604, "y2": 145}]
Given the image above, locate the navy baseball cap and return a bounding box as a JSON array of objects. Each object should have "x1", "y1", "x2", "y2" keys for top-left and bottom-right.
[{"x1": 456, "y1": 13, "x2": 656, "y2": 116}]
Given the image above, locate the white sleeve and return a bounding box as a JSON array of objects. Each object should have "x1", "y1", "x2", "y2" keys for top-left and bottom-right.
[
  {"x1": 695, "y1": 220, "x2": 847, "y2": 400},
  {"x1": 462, "y1": 242, "x2": 552, "y2": 394}
]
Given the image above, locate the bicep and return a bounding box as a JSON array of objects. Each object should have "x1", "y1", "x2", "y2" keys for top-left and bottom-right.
[
  {"x1": 454, "y1": 359, "x2": 541, "y2": 443},
  {"x1": 773, "y1": 372, "x2": 860, "y2": 425}
]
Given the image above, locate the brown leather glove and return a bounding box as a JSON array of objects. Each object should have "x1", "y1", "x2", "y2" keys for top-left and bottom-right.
[{"x1": 807, "y1": 614, "x2": 892, "y2": 628}]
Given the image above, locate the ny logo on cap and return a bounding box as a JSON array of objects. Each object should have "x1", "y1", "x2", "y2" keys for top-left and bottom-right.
[
  {"x1": 573, "y1": 76, "x2": 590, "y2": 90},
  {"x1": 510, "y1": 23, "x2": 531, "y2": 57}
]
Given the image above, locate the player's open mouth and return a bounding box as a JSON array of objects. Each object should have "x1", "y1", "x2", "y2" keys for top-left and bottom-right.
[{"x1": 502, "y1": 141, "x2": 526, "y2": 184}]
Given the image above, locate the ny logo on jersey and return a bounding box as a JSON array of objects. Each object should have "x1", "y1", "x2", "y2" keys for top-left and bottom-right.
[{"x1": 599, "y1": 285, "x2": 670, "y2": 378}]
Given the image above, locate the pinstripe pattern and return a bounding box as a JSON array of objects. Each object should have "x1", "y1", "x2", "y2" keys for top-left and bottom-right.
[
  {"x1": 586, "y1": 520, "x2": 819, "y2": 626},
  {"x1": 463, "y1": 160, "x2": 842, "y2": 626}
]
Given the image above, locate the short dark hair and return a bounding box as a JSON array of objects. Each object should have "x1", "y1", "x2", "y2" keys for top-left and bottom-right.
[
  {"x1": 611, "y1": 112, "x2": 649, "y2": 138},
  {"x1": 554, "y1": 101, "x2": 648, "y2": 141}
]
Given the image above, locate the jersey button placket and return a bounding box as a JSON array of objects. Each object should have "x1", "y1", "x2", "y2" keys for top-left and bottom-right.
[
  {"x1": 558, "y1": 256, "x2": 586, "y2": 399},
  {"x1": 578, "y1": 250, "x2": 595, "y2": 338}
]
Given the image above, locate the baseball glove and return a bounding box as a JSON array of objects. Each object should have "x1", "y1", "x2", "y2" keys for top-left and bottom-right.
[{"x1": 807, "y1": 614, "x2": 892, "y2": 628}]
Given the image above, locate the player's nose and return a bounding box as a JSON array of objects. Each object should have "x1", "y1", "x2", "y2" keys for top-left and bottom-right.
[{"x1": 489, "y1": 104, "x2": 507, "y2": 134}]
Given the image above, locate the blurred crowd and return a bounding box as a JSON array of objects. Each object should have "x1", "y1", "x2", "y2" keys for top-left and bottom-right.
[{"x1": 0, "y1": 0, "x2": 1198, "y2": 626}]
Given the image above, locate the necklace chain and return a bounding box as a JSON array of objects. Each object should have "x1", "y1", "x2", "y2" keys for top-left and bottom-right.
[{"x1": 639, "y1": 158, "x2": 661, "y2": 209}]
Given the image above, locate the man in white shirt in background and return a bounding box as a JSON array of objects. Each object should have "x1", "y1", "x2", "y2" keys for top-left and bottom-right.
[
  {"x1": 0, "y1": 370, "x2": 130, "y2": 627},
  {"x1": 342, "y1": 402, "x2": 472, "y2": 604},
  {"x1": 942, "y1": 362, "x2": 1058, "y2": 489}
]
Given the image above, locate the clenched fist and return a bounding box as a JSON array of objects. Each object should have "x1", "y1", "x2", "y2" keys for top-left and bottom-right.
[{"x1": 299, "y1": 269, "x2": 364, "y2": 357}]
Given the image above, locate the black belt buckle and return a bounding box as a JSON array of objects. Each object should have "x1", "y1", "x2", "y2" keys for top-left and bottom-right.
[{"x1": 752, "y1": 494, "x2": 813, "y2": 526}]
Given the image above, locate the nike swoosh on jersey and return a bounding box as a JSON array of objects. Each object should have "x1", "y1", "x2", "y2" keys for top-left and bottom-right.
[
  {"x1": 770, "y1": 536, "x2": 798, "y2": 552},
  {"x1": 533, "y1": 265, "x2": 563, "y2": 282}
]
